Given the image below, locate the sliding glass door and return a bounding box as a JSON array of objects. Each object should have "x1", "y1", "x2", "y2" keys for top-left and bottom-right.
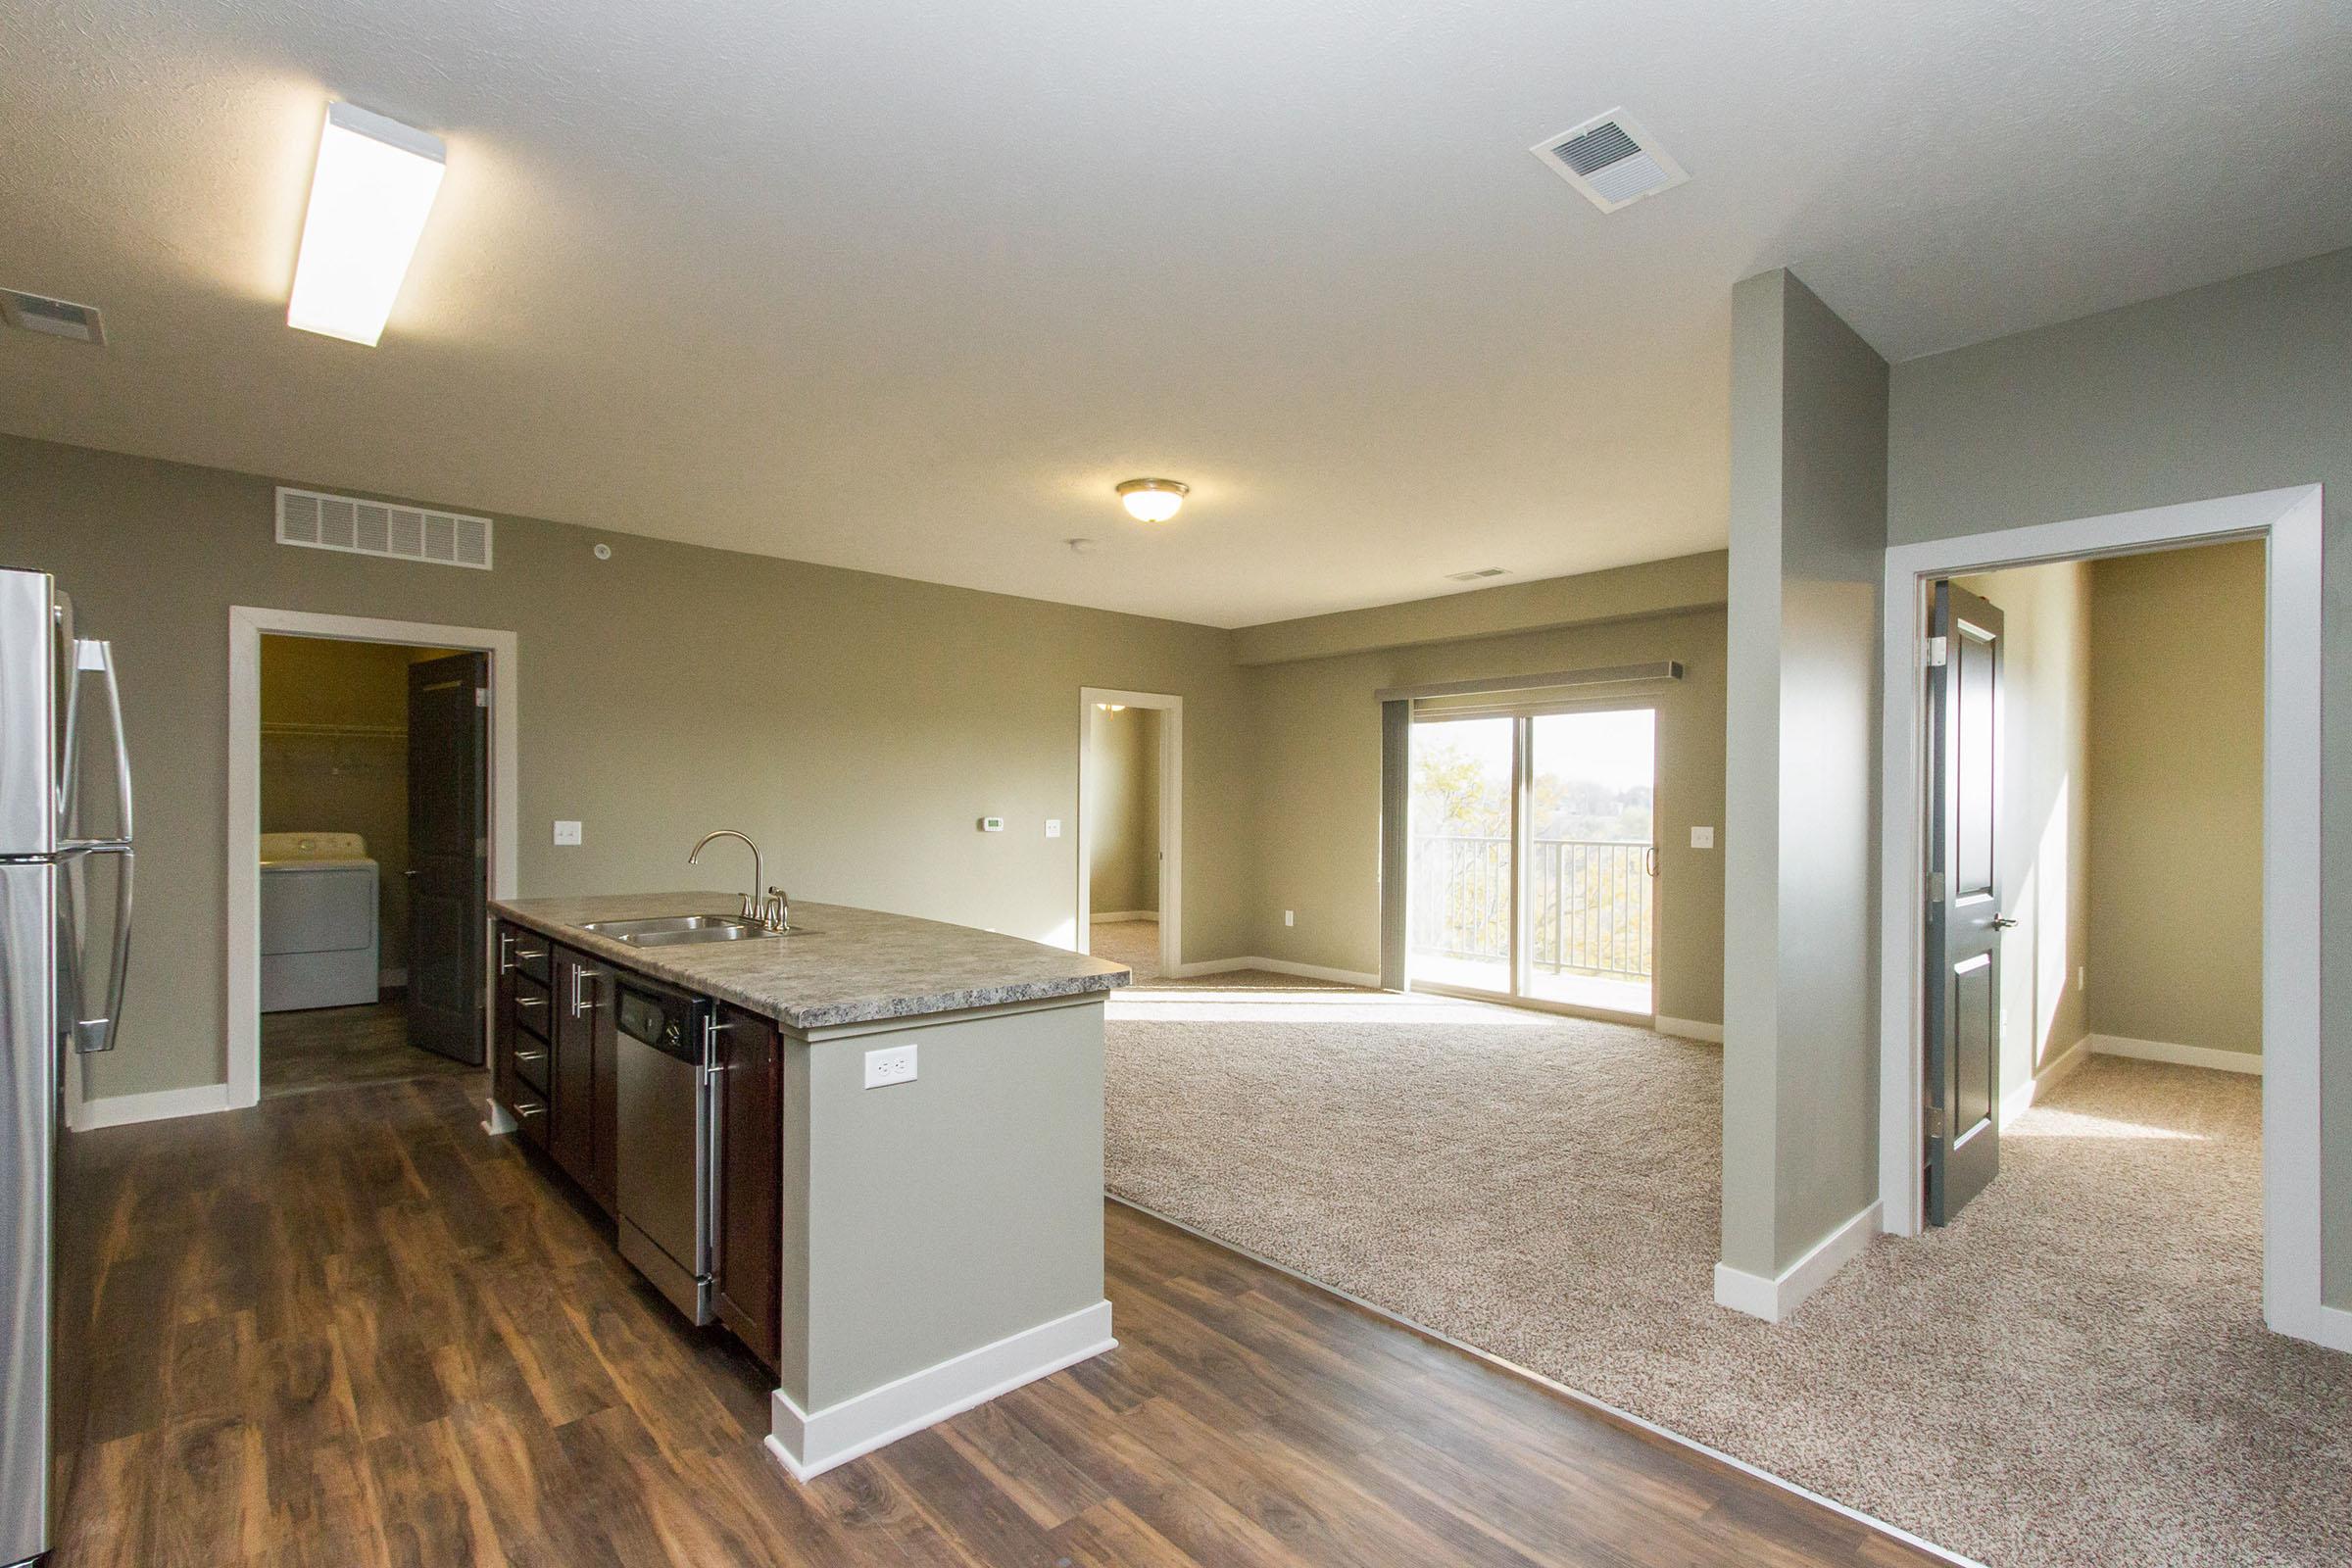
[{"x1": 1407, "y1": 706, "x2": 1656, "y2": 1016}]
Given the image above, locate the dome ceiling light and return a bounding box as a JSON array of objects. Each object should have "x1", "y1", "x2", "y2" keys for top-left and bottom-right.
[{"x1": 1115, "y1": 478, "x2": 1188, "y2": 523}]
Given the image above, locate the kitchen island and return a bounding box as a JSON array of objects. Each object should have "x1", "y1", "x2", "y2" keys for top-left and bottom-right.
[{"x1": 487, "y1": 892, "x2": 1128, "y2": 1480}]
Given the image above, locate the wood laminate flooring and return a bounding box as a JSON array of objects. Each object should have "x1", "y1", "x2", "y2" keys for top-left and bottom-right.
[
  {"x1": 52, "y1": 1073, "x2": 1941, "y2": 1567},
  {"x1": 260, "y1": 998, "x2": 483, "y2": 1100}
]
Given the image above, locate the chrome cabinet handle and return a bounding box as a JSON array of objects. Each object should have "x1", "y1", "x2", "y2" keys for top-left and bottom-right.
[
  {"x1": 516, "y1": 947, "x2": 547, "y2": 962},
  {"x1": 498, "y1": 931, "x2": 515, "y2": 975},
  {"x1": 515, "y1": 995, "x2": 548, "y2": 1009},
  {"x1": 514, "y1": 1101, "x2": 546, "y2": 1118},
  {"x1": 569, "y1": 964, "x2": 603, "y2": 1017},
  {"x1": 514, "y1": 1048, "x2": 547, "y2": 1062}
]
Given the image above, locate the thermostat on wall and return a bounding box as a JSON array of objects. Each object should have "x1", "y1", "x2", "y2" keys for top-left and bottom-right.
[{"x1": 979, "y1": 816, "x2": 1004, "y2": 833}]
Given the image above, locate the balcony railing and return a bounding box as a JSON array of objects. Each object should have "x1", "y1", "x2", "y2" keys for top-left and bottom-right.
[{"x1": 1408, "y1": 835, "x2": 1653, "y2": 981}]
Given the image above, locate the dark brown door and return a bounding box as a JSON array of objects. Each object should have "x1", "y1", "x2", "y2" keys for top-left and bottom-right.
[
  {"x1": 1925, "y1": 581, "x2": 2009, "y2": 1224},
  {"x1": 712, "y1": 1004, "x2": 782, "y2": 1369},
  {"x1": 407, "y1": 652, "x2": 488, "y2": 1063}
]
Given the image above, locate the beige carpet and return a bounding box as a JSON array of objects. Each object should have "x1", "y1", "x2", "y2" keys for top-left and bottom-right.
[{"x1": 1103, "y1": 985, "x2": 2352, "y2": 1568}]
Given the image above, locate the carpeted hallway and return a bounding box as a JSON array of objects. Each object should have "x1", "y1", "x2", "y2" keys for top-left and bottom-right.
[{"x1": 1103, "y1": 983, "x2": 2352, "y2": 1568}]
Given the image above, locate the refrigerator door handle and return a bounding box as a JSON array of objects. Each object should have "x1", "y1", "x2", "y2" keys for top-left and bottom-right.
[
  {"x1": 61, "y1": 843, "x2": 132, "y2": 1054},
  {"x1": 74, "y1": 639, "x2": 131, "y2": 844}
]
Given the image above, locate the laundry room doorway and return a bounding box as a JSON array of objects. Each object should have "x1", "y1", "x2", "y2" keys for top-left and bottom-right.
[{"x1": 224, "y1": 610, "x2": 518, "y2": 1106}]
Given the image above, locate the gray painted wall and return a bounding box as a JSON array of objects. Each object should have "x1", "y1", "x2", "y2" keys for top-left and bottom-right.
[
  {"x1": 1722, "y1": 270, "x2": 1889, "y2": 1279},
  {"x1": 0, "y1": 433, "x2": 1254, "y2": 1099},
  {"x1": 1889, "y1": 246, "x2": 2351, "y2": 1300}
]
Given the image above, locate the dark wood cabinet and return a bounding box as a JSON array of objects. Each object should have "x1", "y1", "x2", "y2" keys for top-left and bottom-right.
[
  {"x1": 494, "y1": 920, "x2": 552, "y2": 1150},
  {"x1": 548, "y1": 946, "x2": 620, "y2": 1211},
  {"x1": 712, "y1": 1002, "x2": 782, "y2": 1370}
]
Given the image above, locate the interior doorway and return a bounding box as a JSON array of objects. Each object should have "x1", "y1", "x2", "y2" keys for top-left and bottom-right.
[
  {"x1": 1076, "y1": 687, "x2": 1182, "y2": 981},
  {"x1": 1878, "y1": 485, "x2": 2332, "y2": 1350},
  {"x1": 1406, "y1": 704, "x2": 1657, "y2": 1018},
  {"x1": 254, "y1": 635, "x2": 486, "y2": 1097},
  {"x1": 221, "y1": 608, "x2": 519, "y2": 1114}
]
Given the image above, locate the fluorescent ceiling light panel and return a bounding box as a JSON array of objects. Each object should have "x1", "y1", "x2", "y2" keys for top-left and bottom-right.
[{"x1": 287, "y1": 101, "x2": 446, "y2": 346}]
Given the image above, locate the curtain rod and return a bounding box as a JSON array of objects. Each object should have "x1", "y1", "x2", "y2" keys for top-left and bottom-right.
[{"x1": 1375, "y1": 661, "x2": 1683, "y2": 704}]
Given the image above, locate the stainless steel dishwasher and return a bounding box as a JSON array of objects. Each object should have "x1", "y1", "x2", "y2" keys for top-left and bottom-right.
[{"x1": 613, "y1": 980, "x2": 717, "y2": 1324}]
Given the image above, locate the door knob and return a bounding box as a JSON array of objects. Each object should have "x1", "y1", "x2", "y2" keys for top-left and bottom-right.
[{"x1": 1989, "y1": 915, "x2": 2018, "y2": 929}]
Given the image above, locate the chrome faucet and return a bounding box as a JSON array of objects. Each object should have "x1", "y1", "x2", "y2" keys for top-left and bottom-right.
[{"x1": 687, "y1": 829, "x2": 788, "y2": 932}]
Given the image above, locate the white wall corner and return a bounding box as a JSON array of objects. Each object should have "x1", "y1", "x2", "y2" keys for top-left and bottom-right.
[
  {"x1": 765, "y1": 1299, "x2": 1113, "y2": 1482},
  {"x1": 1713, "y1": 1201, "x2": 1882, "y2": 1324},
  {"x1": 2000, "y1": 1035, "x2": 2091, "y2": 1127}
]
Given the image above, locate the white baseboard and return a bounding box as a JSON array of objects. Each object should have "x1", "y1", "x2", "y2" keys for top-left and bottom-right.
[
  {"x1": 765, "y1": 1299, "x2": 1114, "y2": 1482},
  {"x1": 2300, "y1": 1304, "x2": 2352, "y2": 1355},
  {"x1": 2000, "y1": 1035, "x2": 2091, "y2": 1126},
  {"x1": 1714, "y1": 1201, "x2": 1882, "y2": 1325},
  {"x1": 1654, "y1": 1015, "x2": 1724, "y2": 1044},
  {"x1": 72, "y1": 1080, "x2": 236, "y2": 1132},
  {"x1": 1163, "y1": 956, "x2": 1382, "y2": 988},
  {"x1": 1090, "y1": 911, "x2": 1157, "y2": 925},
  {"x1": 2088, "y1": 1033, "x2": 2263, "y2": 1076}
]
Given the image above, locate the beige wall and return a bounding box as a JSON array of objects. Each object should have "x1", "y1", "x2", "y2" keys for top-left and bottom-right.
[
  {"x1": 258, "y1": 636, "x2": 455, "y2": 978},
  {"x1": 1084, "y1": 706, "x2": 1160, "y2": 914},
  {"x1": 1952, "y1": 563, "x2": 2093, "y2": 1105},
  {"x1": 1244, "y1": 606, "x2": 1727, "y2": 1019},
  {"x1": 2086, "y1": 541, "x2": 2266, "y2": 1056},
  {"x1": 1, "y1": 433, "x2": 1254, "y2": 1100},
  {"x1": 1888, "y1": 246, "x2": 2350, "y2": 1300}
]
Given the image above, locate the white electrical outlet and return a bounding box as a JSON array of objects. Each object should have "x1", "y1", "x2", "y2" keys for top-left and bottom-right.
[
  {"x1": 1045, "y1": 818, "x2": 1062, "y2": 839},
  {"x1": 1284, "y1": 909, "x2": 1295, "y2": 926},
  {"x1": 979, "y1": 816, "x2": 1004, "y2": 833},
  {"x1": 1690, "y1": 826, "x2": 1715, "y2": 849},
  {"x1": 864, "y1": 1044, "x2": 917, "y2": 1089},
  {"x1": 554, "y1": 819, "x2": 582, "y2": 847}
]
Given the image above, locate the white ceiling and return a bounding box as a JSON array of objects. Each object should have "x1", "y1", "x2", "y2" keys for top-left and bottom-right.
[{"x1": 2, "y1": 1, "x2": 2347, "y2": 627}]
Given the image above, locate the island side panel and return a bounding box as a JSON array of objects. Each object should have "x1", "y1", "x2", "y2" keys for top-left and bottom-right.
[
  {"x1": 799, "y1": 995, "x2": 1108, "y2": 1415},
  {"x1": 775, "y1": 1034, "x2": 814, "y2": 1408}
]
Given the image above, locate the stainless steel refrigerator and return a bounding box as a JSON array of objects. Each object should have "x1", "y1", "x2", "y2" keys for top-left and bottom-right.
[{"x1": 0, "y1": 566, "x2": 132, "y2": 1568}]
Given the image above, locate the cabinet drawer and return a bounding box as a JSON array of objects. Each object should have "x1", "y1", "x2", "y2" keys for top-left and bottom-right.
[
  {"x1": 512, "y1": 932, "x2": 553, "y2": 986},
  {"x1": 513, "y1": 973, "x2": 552, "y2": 1041},
  {"x1": 509, "y1": 1091, "x2": 550, "y2": 1148},
  {"x1": 511, "y1": 1036, "x2": 550, "y2": 1094}
]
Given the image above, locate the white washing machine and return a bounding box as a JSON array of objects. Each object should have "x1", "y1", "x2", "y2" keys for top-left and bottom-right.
[{"x1": 259, "y1": 831, "x2": 381, "y2": 1011}]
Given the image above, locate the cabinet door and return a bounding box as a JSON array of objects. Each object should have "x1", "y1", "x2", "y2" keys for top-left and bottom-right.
[
  {"x1": 712, "y1": 1004, "x2": 781, "y2": 1370},
  {"x1": 549, "y1": 948, "x2": 599, "y2": 1187}
]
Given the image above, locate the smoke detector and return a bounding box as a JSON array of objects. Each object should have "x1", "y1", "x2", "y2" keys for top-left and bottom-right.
[
  {"x1": 1446, "y1": 566, "x2": 1509, "y2": 582},
  {"x1": 1529, "y1": 111, "x2": 1687, "y2": 213},
  {"x1": 1, "y1": 289, "x2": 106, "y2": 345}
]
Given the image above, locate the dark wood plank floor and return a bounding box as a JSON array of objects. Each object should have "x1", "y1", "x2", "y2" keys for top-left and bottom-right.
[
  {"x1": 260, "y1": 997, "x2": 483, "y2": 1100},
  {"x1": 54, "y1": 1074, "x2": 1943, "y2": 1567}
]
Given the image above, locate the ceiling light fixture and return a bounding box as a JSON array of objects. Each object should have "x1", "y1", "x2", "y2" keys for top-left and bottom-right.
[
  {"x1": 287, "y1": 102, "x2": 447, "y2": 346},
  {"x1": 1115, "y1": 478, "x2": 1188, "y2": 523}
]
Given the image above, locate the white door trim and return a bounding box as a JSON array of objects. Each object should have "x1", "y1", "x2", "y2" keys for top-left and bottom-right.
[
  {"x1": 222, "y1": 607, "x2": 518, "y2": 1111},
  {"x1": 1875, "y1": 485, "x2": 2326, "y2": 1345},
  {"x1": 1075, "y1": 688, "x2": 1182, "y2": 977}
]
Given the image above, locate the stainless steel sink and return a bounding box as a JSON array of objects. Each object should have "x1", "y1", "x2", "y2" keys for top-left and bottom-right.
[{"x1": 580, "y1": 914, "x2": 795, "y2": 947}]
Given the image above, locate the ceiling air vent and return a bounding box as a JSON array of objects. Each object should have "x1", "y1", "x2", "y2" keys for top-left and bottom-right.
[
  {"x1": 1446, "y1": 566, "x2": 1509, "y2": 582},
  {"x1": 1529, "y1": 110, "x2": 1688, "y2": 213},
  {"x1": 1, "y1": 288, "x2": 105, "y2": 344},
  {"x1": 276, "y1": 486, "x2": 493, "y2": 570}
]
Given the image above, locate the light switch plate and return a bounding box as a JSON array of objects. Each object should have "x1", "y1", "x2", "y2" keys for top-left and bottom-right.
[
  {"x1": 554, "y1": 819, "x2": 582, "y2": 846},
  {"x1": 979, "y1": 816, "x2": 1004, "y2": 833},
  {"x1": 1690, "y1": 826, "x2": 1714, "y2": 850},
  {"x1": 864, "y1": 1044, "x2": 917, "y2": 1089},
  {"x1": 1045, "y1": 818, "x2": 1062, "y2": 838}
]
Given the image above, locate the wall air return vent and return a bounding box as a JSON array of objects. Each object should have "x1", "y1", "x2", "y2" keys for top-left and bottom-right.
[
  {"x1": 0, "y1": 288, "x2": 105, "y2": 344},
  {"x1": 1446, "y1": 566, "x2": 1510, "y2": 582},
  {"x1": 276, "y1": 486, "x2": 493, "y2": 570},
  {"x1": 1529, "y1": 110, "x2": 1688, "y2": 213}
]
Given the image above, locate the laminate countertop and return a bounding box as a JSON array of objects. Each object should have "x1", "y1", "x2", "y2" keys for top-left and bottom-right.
[{"x1": 492, "y1": 892, "x2": 1129, "y2": 1031}]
